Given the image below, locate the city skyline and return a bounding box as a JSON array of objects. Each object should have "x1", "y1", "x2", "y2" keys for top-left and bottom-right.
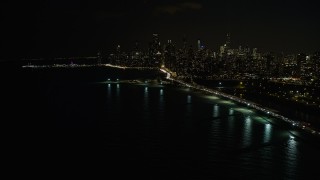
[
  {"x1": 5, "y1": 32, "x2": 320, "y2": 60},
  {"x1": 1, "y1": 0, "x2": 320, "y2": 59},
  {"x1": 21, "y1": 32, "x2": 320, "y2": 86},
  {"x1": 107, "y1": 32, "x2": 319, "y2": 54}
]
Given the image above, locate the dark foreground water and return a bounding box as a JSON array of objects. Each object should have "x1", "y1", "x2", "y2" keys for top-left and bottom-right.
[{"x1": 3, "y1": 68, "x2": 320, "y2": 179}]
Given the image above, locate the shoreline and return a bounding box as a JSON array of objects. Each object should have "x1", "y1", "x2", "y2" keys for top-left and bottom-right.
[
  {"x1": 19, "y1": 64, "x2": 320, "y2": 140},
  {"x1": 160, "y1": 68, "x2": 320, "y2": 140}
]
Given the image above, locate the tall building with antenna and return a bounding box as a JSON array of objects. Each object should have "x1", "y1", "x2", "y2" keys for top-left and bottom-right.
[
  {"x1": 226, "y1": 33, "x2": 231, "y2": 49},
  {"x1": 197, "y1": 39, "x2": 201, "y2": 50},
  {"x1": 149, "y1": 33, "x2": 162, "y2": 67}
]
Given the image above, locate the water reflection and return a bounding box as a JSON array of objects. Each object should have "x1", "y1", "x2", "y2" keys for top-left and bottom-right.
[
  {"x1": 243, "y1": 116, "x2": 252, "y2": 147},
  {"x1": 227, "y1": 115, "x2": 235, "y2": 145},
  {"x1": 213, "y1": 104, "x2": 219, "y2": 118},
  {"x1": 185, "y1": 95, "x2": 192, "y2": 118},
  {"x1": 210, "y1": 118, "x2": 221, "y2": 144},
  {"x1": 263, "y1": 124, "x2": 272, "y2": 143},
  {"x1": 106, "y1": 84, "x2": 112, "y2": 114},
  {"x1": 285, "y1": 136, "x2": 298, "y2": 178},
  {"x1": 159, "y1": 89, "x2": 164, "y2": 113},
  {"x1": 116, "y1": 84, "x2": 120, "y2": 97},
  {"x1": 107, "y1": 84, "x2": 111, "y2": 97},
  {"x1": 159, "y1": 89, "x2": 164, "y2": 103},
  {"x1": 187, "y1": 95, "x2": 192, "y2": 104},
  {"x1": 144, "y1": 87, "x2": 148, "y2": 98},
  {"x1": 98, "y1": 84, "x2": 320, "y2": 178},
  {"x1": 229, "y1": 108, "x2": 234, "y2": 116},
  {"x1": 143, "y1": 86, "x2": 149, "y2": 115}
]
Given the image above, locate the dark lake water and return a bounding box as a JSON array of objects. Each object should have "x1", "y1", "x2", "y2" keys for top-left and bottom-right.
[{"x1": 3, "y1": 67, "x2": 320, "y2": 179}]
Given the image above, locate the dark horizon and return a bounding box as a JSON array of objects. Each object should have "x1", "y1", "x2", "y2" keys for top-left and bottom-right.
[{"x1": 1, "y1": 0, "x2": 320, "y2": 59}]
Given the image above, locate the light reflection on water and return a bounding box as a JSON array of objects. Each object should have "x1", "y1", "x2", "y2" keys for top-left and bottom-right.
[
  {"x1": 186, "y1": 95, "x2": 192, "y2": 118},
  {"x1": 285, "y1": 136, "x2": 298, "y2": 178},
  {"x1": 243, "y1": 116, "x2": 252, "y2": 148},
  {"x1": 144, "y1": 87, "x2": 148, "y2": 98},
  {"x1": 229, "y1": 108, "x2": 234, "y2": 116},
  {"x1": 101, "y1": 83, "x2": 320, "y2": 179},
  {"x1": 158, "y1": 88, "x2": 164, "y2": 117},
  {"x1": 213, "y1": 104, "x2": 219, "y2": 118},
  {"x1": 227, "y1": 115, "x2": 235, "y2": 146},
  {"x1": 107, "y1": 84, "x2": 111, "y2": 97},
  {"x1": 116, "y1": 84, "x2": 120, "y2": 97},
  {"x1": 159, "y1": 89, "x2": 164, "y2": 106},
  {"x1": 187, "y1": 95, "x2": 192, "y2": 104},
  {"x1": 264, "y1": 124, "x2": 272, "y2": 143},
  {"x1": 144, "y1": 87, "x2": 149, "y2": 111}
]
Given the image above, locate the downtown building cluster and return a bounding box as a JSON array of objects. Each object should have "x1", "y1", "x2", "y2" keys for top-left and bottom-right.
[{"x1": 108, "y1": 33, "x2": 320, "y2": 85}]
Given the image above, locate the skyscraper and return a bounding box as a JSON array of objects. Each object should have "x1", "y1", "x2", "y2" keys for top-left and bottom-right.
[
  {"x1": 151, "y1": 33, "x2": 161, "y2": 55},
  {"x1": 226, "y1": 33, "x2": 231, "y2": 49},
  {"x1": 297, "y1": 53, "x2": 306, "y2": 78},
  {"x1": 149, "y1": 33, "x2": 162, "y2": 67},
  {"x1": 197, "y1": 39, "x2": 201, "y2": 50}
]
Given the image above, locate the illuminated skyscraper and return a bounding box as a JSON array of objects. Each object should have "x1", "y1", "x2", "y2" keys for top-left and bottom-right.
[
  {"x1": 149, "y1": 33, "x2": 162, "y2": 67},
  {"x1": 115, "y1": 45, "x2": 121, "y2": 65},
  {"x1": 197, "y1": 39, "x2": 201, "y2": 50},
  {"x1": 253, "y1": 48, "x2": 258, "y2": 59},
  {"x1": 313, "y1": 52, "x2": 320, "y2": 79},
  {"x1": 297, "y1": 53, "x2": 306, "y2": 78},
  {"x1": 116, "y1": 45, "x2": 121, "y2": 53},
  {"x1": 150, "y1": 33, "x2": 161, "y2": 55},
  {"x1": 226, "y1": 33, "x2": 231, "y2": 49}
]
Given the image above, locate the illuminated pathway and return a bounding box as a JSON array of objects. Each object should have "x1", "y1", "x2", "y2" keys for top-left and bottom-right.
[
  {"x1": 160, "y1": 67, "x2": 320, "y2": 138},
  {"x1": 22, "y1": 63, "x2": 320, "y2": 138},
  {"x1": 22, "y1": 63, "x2": 159, "y2": 70}
]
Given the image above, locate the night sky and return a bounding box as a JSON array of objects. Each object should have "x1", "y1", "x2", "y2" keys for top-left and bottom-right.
[{"x1": 1, "y1": 0, "x2": 320, "y2": 59}]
